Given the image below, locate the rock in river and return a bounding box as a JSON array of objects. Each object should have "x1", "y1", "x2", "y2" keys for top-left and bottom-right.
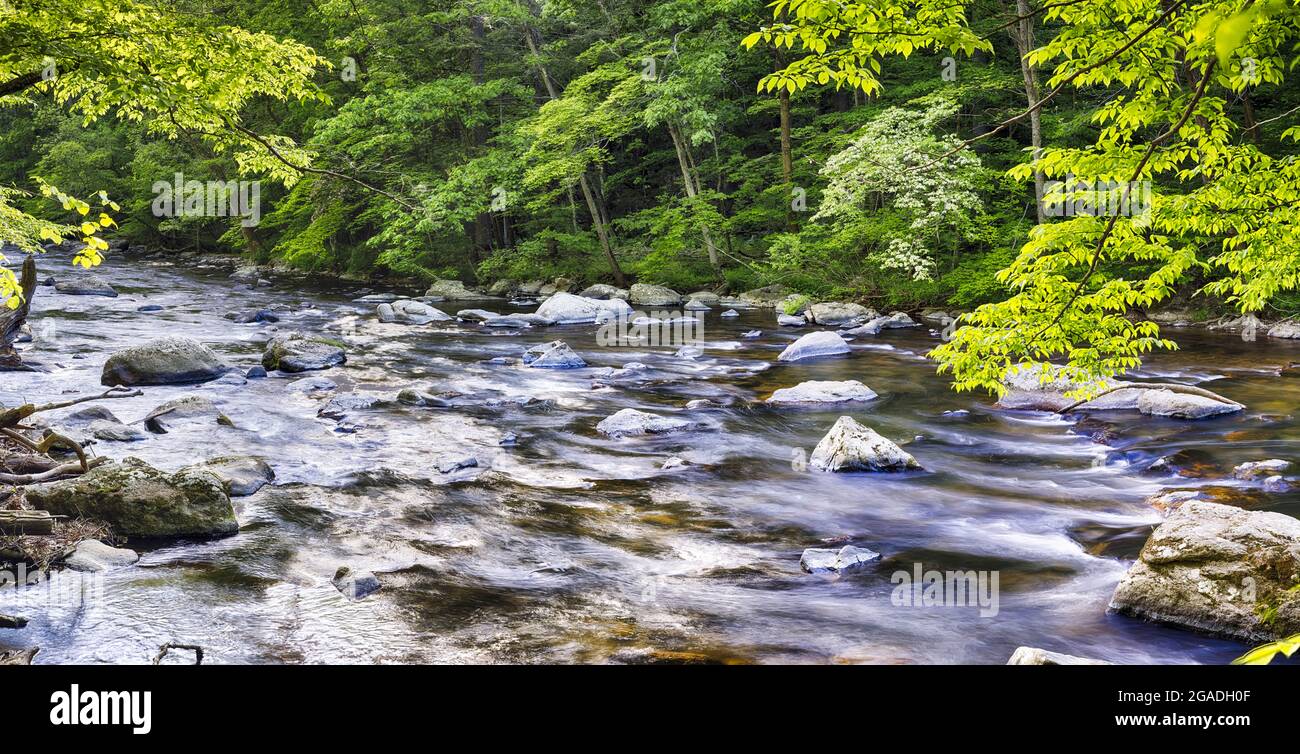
[
  {"x1": 1136, "y1": 389, "x2": 1243, "y2": 419},
  {"x1": 535, "y1": 291, "x2": 633, "y2": 324},
  {"x1": 263, "y1": 331, "x2": 347, "y2": 372},
  {"x1": 808, "y1": 302, "x2": 874, "y2": 326},
  {"x1": 333, "y1": 566, "x2": 381, "y2": 601},
  {"x1": 777, "y1": 331, "x2": 850, "y2": 362},
  {"x1": 101, "y1": 336, "x2": 228, "y2": 386},
  {"x1": 54, "y1": 275, "x2": 118, "y2": 297},
  {"x1": 800, "y1": 545, "x2": 881, "y2": 574},
  {"x1": 577, "y1": 284, "x2": 629, "y2": 300},
  {"x1": 87, "y1": 419, "x2": 147, "y2": 442},
  {"x1": 767, "y1": 380, "x2": 878, "y2": 406},
  {"x1": 810, "y1": 416, "x2": 920, "y2": 472},
  {"x1": 187, "y1": 456, "x2": 275, "y2": 496},
  {"x1": 378, "y1": 299, "x2": 452, "y2": 325},
  {"x1": 1109, "y1": 501, "x2": 1300, "y2": 641},
  {"x1": 597, "y1": 408, "x2": 695, "y2": 437},
  {"x1": 523, "y1": 340, "x2": 587, "y2": 368},
  {"x1": 62, "y1": 540, "x2": 140, "y2": 572},
  {"x1": 629, "y1": 283, "x2": 682, "y2": 306},
  {"x1": 424, "y1": 279, "x2": 480, "y2": 299},
  {"x1": 25, "y1": 457, "x2": 237, "y2": 537},
  {"x1": 143, "y1": 395, "x2": 232, "y2": 433},
  {"x1": 1006, "y1": 647, "x2": 1111, "y2": 665}
]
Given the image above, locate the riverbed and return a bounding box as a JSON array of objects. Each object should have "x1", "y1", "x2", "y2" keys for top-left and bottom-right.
[{"x1": 2, "y1": 250, "x2": 1298, "y2": 664}]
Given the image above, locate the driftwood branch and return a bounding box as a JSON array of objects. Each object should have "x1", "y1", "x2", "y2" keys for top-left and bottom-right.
[
  {"x1": 0, "y1": 386, "x2": 142, "y2": 429},
  {"x1": 153, "y1": 642, "x2": 204, "y2": 665},
  {"x1": 0, "y1": 455, "x2": 108, "y2": 484},
  {"x1": 1057, "y1": 382, "x2": 1242, "y2": 414}
]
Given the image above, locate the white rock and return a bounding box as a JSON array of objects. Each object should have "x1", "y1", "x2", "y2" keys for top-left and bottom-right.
[
  {"x1": 1006, "y1": 647, "x2": 1111, "y2": 665},
  {"x1": 767, "y1": 380, "x2": 878, "y2": 405},
  {"x1": 597, "y1": 408, "x2": 694, "y2": 437},
  {"x1": 720, "y1": 309, "x2": 739, "y2": 318},
  {"x1": 800, "y1": 545, "x2": 881, "y2": 574},
  {"x1": 1137, "y1": 389, "x2": 1242, "y2": 419},
  {"x1": 522, "y1": 340, "x2": 587, "y2": 368},
  {"x1": 1267, "y1": 321, "x2": 1300, "y2": 339},
  {"x1": 809, "y1": 416, "x2": 920, "y2": 472},
  {"x1": 63, "y1": 540, "x2": 140, "y2": 572},
  {"x1": 777, "y1": 314, "x2": 805, "y2": 327},
  {"x1": 1234, "y1": 459, "x2": 1291, "y2": 481},
  {"x1": 535, "y1": 292, "x2": 633, "y2": 324},
  {"x1": 777, "y1": 331, "x2": 850, "y2": 362}
]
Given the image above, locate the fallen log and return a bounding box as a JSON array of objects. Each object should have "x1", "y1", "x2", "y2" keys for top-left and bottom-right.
[
  {"x1": 153, "y1": 642, "x2": 204, "y2": 665},
  {"x1": 0, "y1": 386, "x2": 143, "y2": 429},
  {"x1": 0, "y1": 510, "x2": 56, "y2": 535}
]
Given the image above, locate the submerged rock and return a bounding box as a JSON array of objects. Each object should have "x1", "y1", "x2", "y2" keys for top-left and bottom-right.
[
  {"x1": 26, "y1": 457, "x2": 237, "y2": 537},
  {"x1": 1109, "y1": 502, "x2": 1300, "y2": 642},
  {"x1": 333, "y1": 566, "x2": 381, "y2": 601},
  {"x1": 143, "y1": 395, "x2": 232, "y2": 434},
  {"x1": 597, "y1": 408, "x2": 695, "y2": 437},
  {"x1": 777, "y1": 331, "x2": 850, "y2": 362},
  {"x1": 1006, "y1": 647, "x2": 1112, "y2": 665},
  {"x1": 436, "y1": 455, "x2": 479, "y2": 474},
  {"x1": 189, "y1": 456, "x2": 275, "y2": 496},
  {"x1": 522, "y1": 340, "x2": 587, "y2": 368},
  {"x1": 62, "y1": 540, "x2": 140, "y2": 572},
  {"x1": 1233, "y1": 459, "x2": 1291, "y2": 481},
  {"x1": 317, "y1": 393, "x2": 383, "y2": 420},
  {"x1": 263, "y1": 332, "x2": 347, "y2": 372},
  {"x1": 534, "y1": 292, "x2": 633, "y2": 324},
  {"x1": 55, "y1": 275, "x2": 118, "y2": 297},
  {"x1": 102, "y1": 336, "x2": 228, "y2": 386},
  {"x1": 799, "y1": 545, "x2": 881, "y2": 574},
  {"x1": 767, "y1": 380, "x2": 878, "y2": 406},
  {"x1": 809, "y1": 416, "x2": 920, "y2": 472}
]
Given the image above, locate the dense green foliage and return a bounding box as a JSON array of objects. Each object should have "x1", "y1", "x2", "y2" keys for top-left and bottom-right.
[{"x1": 3, "y1": 0, "x2": 1299, "y2": 392}]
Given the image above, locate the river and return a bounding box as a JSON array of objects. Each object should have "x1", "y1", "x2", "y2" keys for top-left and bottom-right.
[{"x1": 2, "y1": 249, "x2": 1298, "y2": 664}]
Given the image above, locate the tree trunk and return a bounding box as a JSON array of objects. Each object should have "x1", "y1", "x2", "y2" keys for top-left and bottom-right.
[
  {"x1": 0, "y1": 255, "x2": 36, "y2": 371},
  {"x1": 778, "y1": 87, "x2": 794, "y2": 185},
  {"x1": 522, "y1": 15, "x2": 626, "y2": 286},
  {"x1": 668, "y1": 122, "x2": 722, "y2": 279},
  {"x1": 1012, "y1": 0, "x2": 1045, "y2": 223}
]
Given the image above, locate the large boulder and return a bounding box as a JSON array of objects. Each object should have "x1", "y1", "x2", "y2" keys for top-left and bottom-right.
[
  {"x1": 737, "y1": 285, "x2": 790, "y2": 307},
  {"x1": 1109, "y1": 502, "x2": 1300, "y2": 641},
  {"x1": 597, "y1": 408, "x2": 695, "y2": 437},
  {"x1": 629, "y1": 283, "x2": 682, "y2": 307},
  {"x1": 997, "y1": 364, "x2": 1145, "y2": 412},
  {"x1": 1136, "y1": 389, "x2": 1243, "y2": 419},
  {"x1": 578, "y1": 284, "x2": 629, "y2": 300},
  {"x1": 187, "y1": 456, "x2": 275, "y2": 496},
  {"x1": 1267, "y1": 321, "x2": 1300, "y2": 339},
  {"x1": 263, "y1": 332, "x2": 347, "y2": 372},
  {"x1": 25, "y1": 457, "x2": 237, "y2": 537},
  {"x1": 101, "y1": 337, "x2": 228, "y2": 386},
  {"x1": 685, "y1": 291, "x2": 721, "y2": 306},
  {"x1": 767, "y1": 380, "x2": 878, "y2": 406},
  {"x1": 55, "y1": 275, "x2": 118, "y2": 297},
  {"x1": 535, "y1": 292, "x2": 633, "y2": 324},
  {"x1": 808, "y1": 302, "x2": 875, "y2": 326},
  {"x1": 522, "y1": 340, "x2": 587, "y2": 368},
  {"x1": 424, "y1": 279, "x2": 480, "y2": 299},
  {"x1": 809, "y1": 416, "x2": 920, "y2": 472},
  {"x1": 378, "y1": 299, "x2": 452, "y2": 325},
  {"x1": 777, "y1": 331, "x2": 851, "y2": 362}
]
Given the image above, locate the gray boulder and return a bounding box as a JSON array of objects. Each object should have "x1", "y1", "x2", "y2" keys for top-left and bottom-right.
[
  {"x1": 597, "y1": 408, "x2": 695, "y2": 437},
  {"x1": 777, "y1": 314, "x2": 806, "y2": 327},
  {"x1": 1267, "y1": 321, "x2": 1300, "y2": 339},
  {"x1": 456, "y1": 308, "x2": 499, "y2": 322},
  {"x1": 737, "y1": 285, "x2": 791, "y2": 307},
  {"x1": 522, "y1": 340, "x2": 587, "y2": 368},
  {"x1": 1234, "y1": 459, "x2": 1291, "y2": 481},
  {"x1": 379, "y1": 299, "x2": 452, "y2": 325},
  {"x1": 102, "y1": 337, "x2": 228, "y2": 386},
  {"x1": 629, "y1": 283, "x2": 682, "y2": 307},
  {"x1": 800, "y1": 545, "x2": 880, "y2": 574},
  {"x1": 63, "y1": 540, "x2": 140, "y2": 572},
  {"x1": 1136, "y1": 389, "x2": 1243, "y2": 419},
  {"x1": 808, "y1": 302, "x2": 874, "y2": 326},
  {"x1": 424, "y1": 279, "x2": 480, "y2": 299},
  {"x1": 577, "y1": 284, "x2": 629, "y2": 300},
  {"x1": 810, "y1": 416, "x2": 921, "y2": 472},
  {"x1": 55, "y1": 275, "x2": 117, "y2": 297},
  {"x1": 535, "y1": 292, "x2": 633, "y2": 324},
  {"x1": 263, "y1": 332, "x2": 346, "y2": 372},
  {"x1": 767, "y1": 380, "x2": 878, "y2": 406},
  {"x1": 25, "y1": 457, "x2": 237, "y2": 537},
  {"x1": 997, "y1": 364, "x2": 1145, "y2": 412},
  {"x1": 333, "y1": 566, "x2": 381, "y2": 601},
  {"x1": 1109, "y1": 502, "x2": 1300, "y2": 641},
  {"x1": 777, "y1": 331, "x2": 850, "y2": 362},
  {"x1": 87, "y1": 419, "x2": 147, "y2": 442}
]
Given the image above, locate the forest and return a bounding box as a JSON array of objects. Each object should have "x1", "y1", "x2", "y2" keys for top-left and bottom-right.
[{"x1": 3, "y1": 0, "x2": 1300, "y2": 671}]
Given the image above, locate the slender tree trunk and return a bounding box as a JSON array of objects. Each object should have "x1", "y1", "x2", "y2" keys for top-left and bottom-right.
[
  {"x1": 471, "y1": 14, "x2": 492, "y2": 258},
  {"x1": 778, "y1": 88, "x2": 794, "y2": 185},
  {"x1": 668, "y1": 122, "x2": 721, "y2": 279},
  {"x1": 522, "y1": 17, "x2": 626, "y2": 286},
  {"x1": 1013, "y1": 0, "x2": 1045, "y2": 223}
]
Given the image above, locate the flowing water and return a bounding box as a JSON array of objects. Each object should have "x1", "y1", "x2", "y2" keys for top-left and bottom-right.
[{"x1": 2, "y1": 250, "x2": 1299, "y2": 664}]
